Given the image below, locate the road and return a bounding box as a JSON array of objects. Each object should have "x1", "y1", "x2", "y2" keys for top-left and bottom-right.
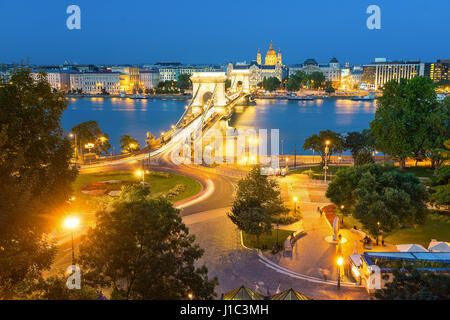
[{"x1": 54, "y1": 143, "x2": 370, "y2": 299}]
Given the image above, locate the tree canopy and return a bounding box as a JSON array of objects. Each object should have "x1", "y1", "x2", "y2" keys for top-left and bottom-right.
[
  {"x1": 303, "y1": 130, "x2": 345, "y2": 164},
  {"x1": 79, "y1": 185, "x2": 217, "y2": 300},
  {"x1": 228, "y1": 165, "x2": 287, "y2": 239},
  {"x1": 370, "y1": 77, "x2": 449, "y2": 169},
  {"x1": 177, "y1": 73, "x2": 191, "y2": 91},
  {"x1": 375, "y1": 264, "x2": 450, "y2": 300},
  {"x1": 326, "y1": 163, "x2": 428, "y2": 237},
  {"x1": 429, "y1": 165, "x2": 450, "y2": 208},
  {"x1": 71, "y1": 120, "x2": 111, "y2": 156},
  {"x1": 120, "y1": 134, "x2": 140, "y2": 153},
  {"x1": 308, "y1": 72, "x2": 325, "y2": 89},
  {"x1": 262, "y1": 77, "x2": 281, "y2": 92},
  {"x1": 0, "y1": 67, "x2": 77, "y2": 298},
  {"x1": 344, "y1": 129, "x2": 374, "y2": 159}
]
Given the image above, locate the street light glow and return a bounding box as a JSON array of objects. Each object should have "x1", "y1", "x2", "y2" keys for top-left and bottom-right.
[
  {"x1": 325, "y1": 140, "x2": 330, "y2": 145},
  {"x1": 337, "y1": 256, "x2": 344, "y2": 266},
  {"x1": 293, "y1": 196, "x2": 298, "y2": 202},
  {"x1": 64, "y1": 216, "x2": 80, "y2": 230}
]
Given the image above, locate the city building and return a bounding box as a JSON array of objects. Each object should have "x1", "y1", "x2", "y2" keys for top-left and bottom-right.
[
  {"x1": 226, "y1": 60, "x2": 286, "y2": 87},
  {"x1": 340, "y1": 65, "x2": 363, "y2": 89},
  {"x1": 287, "y1": 58, "x2": 341, "y2": 83},
  {"x1": 423, "y1": 59, "x2": 450, "y2": 83},
  {"x1": 31, "y1": 70, "x2": 71, "y2": 91},
  {"x1": 362, "y1": 58, "x2": 421, "y2": 90},
  {"x1": 158, "y1": 65, "x2": 223, "y2": 82},
  {"x1": 0, "y1": 71, "x2": 10, "y2": 85},
  {"x1": 257, "y1": 41, "x2": 282, "y2": 66},
  {"x1": 69, "y1": 72, "x2": 121, "y2": 94},
  {"x1": 139, "y1": 70, "x2": 160, "y2": 90}
]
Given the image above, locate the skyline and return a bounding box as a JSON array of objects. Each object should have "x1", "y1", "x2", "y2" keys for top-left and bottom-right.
[{"x1": 1, "y1": 0, "x2": 449, "y2": 65}]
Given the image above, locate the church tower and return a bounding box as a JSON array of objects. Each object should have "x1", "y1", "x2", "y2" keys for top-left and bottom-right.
[
  {"x1": 264, "y1": 41, "x2": 277, "y2": 65},
  {"x1": 277, "y1": 48, "x2": 282, "y2": 65},
  {"x1": 257, "y1": 49, "x2": 262, "y2": 65}
]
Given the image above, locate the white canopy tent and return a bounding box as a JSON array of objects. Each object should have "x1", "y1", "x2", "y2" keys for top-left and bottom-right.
[
  {"x1": 396, "y1": 244, "x2": 428, "y2": 252},
  {"x1": 428, "y1": 240, "x2": 450, "y2": 252}
]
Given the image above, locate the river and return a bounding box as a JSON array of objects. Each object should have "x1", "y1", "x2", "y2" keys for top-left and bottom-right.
[{"x1": 62, "y1": 97, "x2": 376, "y2": 155}]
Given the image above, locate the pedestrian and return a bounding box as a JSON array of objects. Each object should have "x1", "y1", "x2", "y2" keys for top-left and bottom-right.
[
  {"x1": 319, "y1": 267, "x2": 324, "y2": 279},
  {"x1": 317, "y1": 206, "x2": 320, "y2": 213}
]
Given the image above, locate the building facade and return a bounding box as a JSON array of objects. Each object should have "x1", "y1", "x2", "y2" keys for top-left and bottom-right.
[
  {"x1": 70, "y1": 72, "x2": 121, "y2": 94},
  {"x1": 362, "y1": 59, "x2": 421, "y2": 89},
  {"x1": 158, "y1": 65, "x2": 223, "y2": 82},
  {"x1": 423, "y1": 59, "x2": 450, "y2": 83},
  {"x1": 257, "y1": 41, "x2": 282, "y2": 66},
  {"x1": 287, "y1": 58, "x2": 341, "y2": 83},
  {"x1": 139, "y1": 70, "x2": 160, "y2": 90}
]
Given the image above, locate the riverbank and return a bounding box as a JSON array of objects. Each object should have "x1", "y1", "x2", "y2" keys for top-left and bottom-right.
[{"x1": 66, "y1": 94, "x2": 192, "y2": 100}]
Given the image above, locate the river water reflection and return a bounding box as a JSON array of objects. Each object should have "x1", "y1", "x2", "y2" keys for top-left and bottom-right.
[{"x1": 62, "y1": 97, "x2": 376, "y2": 155}]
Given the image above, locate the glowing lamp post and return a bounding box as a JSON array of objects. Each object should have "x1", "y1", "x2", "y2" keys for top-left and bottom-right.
[
  {"x1": 293, "y1": 196, "x2": 298, "y2": 215},
  {"x1": 85, "y1": 142, "x2": 94, "y2": 153},
  {"x1": 337, "y1": 256, "x2": 344, "y2": 290},
  {"x1": 64, "y1": 216, "x2": 80, "y2": 265},
  {"x1": 324, "y1": 140, "x2": 330, "y2": 184},
  {"x1": 136, "y1": 169, "x2": 150, "y2": 183}
]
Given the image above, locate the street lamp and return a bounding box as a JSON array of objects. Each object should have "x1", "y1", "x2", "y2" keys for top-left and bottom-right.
[
  {"x1": 69, "y1": 132, "x2": 79, "y2": 161},
  {"x1": 324, "y1": 140, "x2": 331, "y2": 184},
  {"x1": 64, "y1": 216, "x2": 80, "y2": 265},
  {"x1": 293, "y1": 196, "x2": 298, "y2": 215},
  {"x1": 135, "y1": 169, "x2": 150, "y2": 183},
  {"x1": 337, "y1": 256, "x2": 343, "y2": 290},
  {"x1": 85, "y1": 142, "x2": 94, "y2": 153},
  {"x1": 377, "y1": 221, "x2": 381, "y2": 245}
]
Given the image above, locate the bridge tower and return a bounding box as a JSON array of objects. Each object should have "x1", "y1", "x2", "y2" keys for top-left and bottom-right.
[
  {"x1": 190, "y1": 72, "x2": 228, "y2": 112},
  {"x1": 229, "y1": 69, "x2": 252, "y2": 93}
]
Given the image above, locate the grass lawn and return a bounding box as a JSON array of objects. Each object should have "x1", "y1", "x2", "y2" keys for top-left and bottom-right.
[
  {"x1": 289, "y1": 165, "x2": 350, "y2": 180},
  {"x1": 384, "y1": 213, "x2": 450, "y2": 247},
  {"x1": 403, "y1": 166, "x2": 435, "y2": 179},
  {"x1": 72, "y1": 170, "x2": 202, "y2": 204},
  {"x1": 242, "y1": 229, "x2": 294, "y2": 250},
  {"x1": 340, "y1": 211, "x2": 450, "y2": 247}
]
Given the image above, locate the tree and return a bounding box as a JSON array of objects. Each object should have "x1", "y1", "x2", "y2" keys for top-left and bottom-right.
[
  {"x1": 303, "y1": 130, "x2": 345, "y2": 164},
  {"x1": 120, "y1": 134, "x2": 140, "y2": 153},
  {"x1": 324, "y1": 81, "x2": 335, "y2": 94},
  {"x1": 355, "y1": 149, "x2": 375, "y2": 166},
  {"x1": 375, "y1": 264, "x2": 450, "y2": 300},
  {"x1": 0, "y1": 67, "x2": 77, "y2": 298},
  {"x1": 229, "y1": 206, "x2": 271, "y2": 244},
  {"x1": 370, "y1": 77, "x2": 449, "y2": 169},
  {"x1": 177, "y1": 73, "x2": 191, "y2": 91},
  {"x1": 79, "y1": 185, "x2": 217, "y2": 300},
  {"x1": 228, "y1": 165, "x2": 288, "y2": 237},
  {"x1": 71, "y1": 120, "x2": 110, "y2": 156},
  {"x1": 26, "y1": 273, "x2": 98, "y2": 300},
  {"x1": 429, "y1": 165, "x2": 450, "y2": 208},
  {"x1": 344, "y1": 131, "x2": 367, "y2": 159},
  {"x1": 286, "y1": 77, "x2": 301, "y2": 92},
  {"x1": 309, "y1": 72, "x2": 325, "y2": 89},
  {"x1": 262, "y1": 77, "x2": 281, "y2": 92},
  {"x1": 94, "y1": 133, "x2": 111, "y2": 155},
  {"x1": 326, "y1": 163, "x2": 428, "y2": 237}
]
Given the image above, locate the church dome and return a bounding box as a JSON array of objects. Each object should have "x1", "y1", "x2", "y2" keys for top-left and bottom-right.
[
  {"x1": 330, "y1": 57, "x2": 338, "y2": 63},
  {"x1": 304, "y1": 58, "x2": 318, "y2": 66}
]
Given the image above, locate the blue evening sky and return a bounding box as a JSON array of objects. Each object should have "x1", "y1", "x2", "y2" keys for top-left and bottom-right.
[{"x1": 0, "y1": 0, "x2": 448, "y2": 65}]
